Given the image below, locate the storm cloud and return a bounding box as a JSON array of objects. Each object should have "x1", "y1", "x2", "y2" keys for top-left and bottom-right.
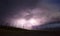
[{"x1": 0, "y1": 0, "x2": 60, "y2": 30}]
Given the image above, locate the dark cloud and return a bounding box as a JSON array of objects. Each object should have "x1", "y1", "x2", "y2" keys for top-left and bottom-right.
[
  {"x1": 0, "y1": 0, "x2": 39, "y2": 26},
  {"x1": 0, "y1": 0, "x2": 60, "y2": 30},
  {"x1": 0, "y1": 0, "x2": 38, "y2": 19}
]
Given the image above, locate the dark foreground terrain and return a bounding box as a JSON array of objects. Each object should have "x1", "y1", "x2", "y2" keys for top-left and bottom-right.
[{"x1": 0, "y1": 26, "x2": 60, "y2": 36}]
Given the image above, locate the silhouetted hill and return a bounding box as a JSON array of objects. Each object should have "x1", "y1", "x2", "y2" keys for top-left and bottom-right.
[{"x1": 0, "y1": 25, "x2": 60, "y2": 36}]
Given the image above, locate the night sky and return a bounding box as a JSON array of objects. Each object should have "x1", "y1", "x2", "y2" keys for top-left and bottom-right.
[{"x1": 0, "y1": 0, "x2": 60, "y2": 30}]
